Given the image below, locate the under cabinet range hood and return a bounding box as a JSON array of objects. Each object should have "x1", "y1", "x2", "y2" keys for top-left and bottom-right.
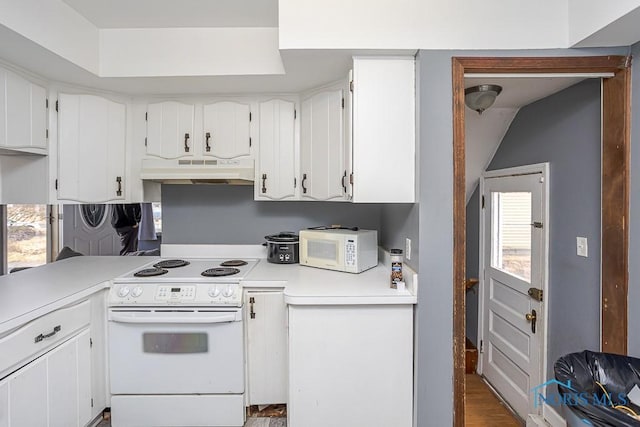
[{"x1": 140, "y1": 158, "x2": 254, "y2": 185}]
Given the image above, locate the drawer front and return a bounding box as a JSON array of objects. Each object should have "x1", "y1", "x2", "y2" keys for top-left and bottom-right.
[{"x1": 0, "y1": 300, "x2": 90, "y2": 376}]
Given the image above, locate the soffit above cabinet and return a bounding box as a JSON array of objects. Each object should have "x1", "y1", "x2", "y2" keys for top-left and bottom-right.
[{"x1": 61, "y1": 0, "x2": 278, "y2": 28}]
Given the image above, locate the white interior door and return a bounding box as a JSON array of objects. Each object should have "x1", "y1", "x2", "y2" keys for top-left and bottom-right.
[{"x1": 480, "y1": 168, "x2": 546, "y2": 419}]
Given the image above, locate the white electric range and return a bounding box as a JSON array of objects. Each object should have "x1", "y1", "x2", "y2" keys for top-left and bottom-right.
[{"x1": 108, "y1": 258, "x2": 259, "y2": 427}]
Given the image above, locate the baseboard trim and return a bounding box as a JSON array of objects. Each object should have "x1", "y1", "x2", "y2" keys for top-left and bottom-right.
[{"x1": 543, "y1": 403, "x2": 567, "y2": 427}]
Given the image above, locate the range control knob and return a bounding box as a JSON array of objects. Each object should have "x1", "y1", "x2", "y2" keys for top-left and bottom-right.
[
  {"x1": 222, "y1": 285, "x2": 235, "y2": 298},
  {"x1": 208, "y1": 286, "x2": 221, "y2": 298},
  {"x1": 117, "y1": 286, "x2": 130, "y2": 298},
  {"x1": 131, "y1": 286, "x2": 143, "y2": 298}
]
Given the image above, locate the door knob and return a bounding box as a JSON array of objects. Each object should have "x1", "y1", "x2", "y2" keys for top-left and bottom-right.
[{"x1": 525, "y1": 309, "x2": 537, "y2": 334}]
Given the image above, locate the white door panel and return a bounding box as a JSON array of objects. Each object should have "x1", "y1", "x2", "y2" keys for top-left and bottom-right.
[
  {"x1": 146, "y1": 101, "x2": 195, "y2": 159},
  {"x1": 256, "y1": 99, "x2": 296, "y2": 200},
  {"x1": 481, "y1": 170, "x2": 545, "y2": 420},
  {"x1": 203, "y1": 101, "x2": 251, "y2": 159}
]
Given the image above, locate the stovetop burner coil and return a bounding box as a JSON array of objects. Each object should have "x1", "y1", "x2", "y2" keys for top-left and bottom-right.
[
  {"x1": 201, "y1": 267, "x2": 241, "y2": 277},
  {"x1": 134, "y1": 267, "x2": 169, "y2": 277},
  {"x1": 153, "y1": 259, "x2": 190, "y2": 269},
  {"x1": 220, "y1": 260, "x2": 248, "y2": 267}
]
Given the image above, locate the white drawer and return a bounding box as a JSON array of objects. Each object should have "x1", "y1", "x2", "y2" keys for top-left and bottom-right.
[{"x1": 0, "y1": 299, "x2": 90, "y2": 377}]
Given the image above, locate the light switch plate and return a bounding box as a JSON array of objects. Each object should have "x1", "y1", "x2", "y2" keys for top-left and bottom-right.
[
  {"x1": 576, "y1": 237, "x2": 588, "y2": 257},
  {"x1": 405, "y1": 238, "x2": 411, "y2": 260}
]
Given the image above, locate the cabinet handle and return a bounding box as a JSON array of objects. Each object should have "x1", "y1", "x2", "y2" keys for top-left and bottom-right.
[
  {"x1": 116, "y1": 176, "x2": 122, "y2": 197},
  {"x1": 35, "y1": 325, "x2": 61, "y2": 343},
  {"x1": 184, "y1": 133, "x2": 190, "y2": 153},
  {"x1": 342, "y1": 170, "x2": 347, "y2": 193},
  {"x1": 205, "y1": 132, "x2": 211, "y2": 152},
  {"x1": 261, "y1": 174, "x2": 267, "y2": 194},
  {"x1": 249, "y1": 297, "x2": 256, "y2": 319},
  {"x1": 302, "y1": 173, "x2": 308, "y2": 194}
]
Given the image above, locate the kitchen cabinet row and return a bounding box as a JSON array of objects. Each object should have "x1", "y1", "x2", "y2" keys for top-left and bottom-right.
[
  {"x1": 245, "y1": 289, "x2": 414, "y2": 427},
  {"x1": 0, "y1": 56, "x2": 416, "y2": 204}
]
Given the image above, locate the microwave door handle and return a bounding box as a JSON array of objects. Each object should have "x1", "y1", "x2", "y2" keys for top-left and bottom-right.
[{"x1": 108, "y1": 311, "x2": 240, "y2": 324}]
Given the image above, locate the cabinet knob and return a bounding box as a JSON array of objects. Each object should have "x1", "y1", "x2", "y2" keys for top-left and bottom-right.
[
  {"x1": 184, "y1": 133, "x2": 190, "y2": 153},
  {"x1": 261, "y1": 174, "x2": 267, "y2": 194},
  {"x1": 205, "y1": 132, "x2": 211, "y2": 152},
  {"x1": 342, "y1": 170, "x2": 347, "y2": 193},
  {"x1": 116, "y1": 176, "x2": 122, "y2": 197},
  {"x1": 302, "y1": 173, "x2": 308, "y2": 194}
]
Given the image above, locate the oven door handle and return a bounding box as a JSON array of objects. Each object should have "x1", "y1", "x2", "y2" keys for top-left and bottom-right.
[{"x1": 108, "y1": 310, "x2": 241, "y2": 324}]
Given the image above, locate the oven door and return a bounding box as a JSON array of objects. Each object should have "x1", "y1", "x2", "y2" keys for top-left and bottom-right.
[{"x1": 108, "y1": 308, "x2": 244, "y2": 395}]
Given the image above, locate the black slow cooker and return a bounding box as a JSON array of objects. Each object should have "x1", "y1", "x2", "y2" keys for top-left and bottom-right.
[{"x1": 264, "y1": 232, "x2": 299, "y2": 264}]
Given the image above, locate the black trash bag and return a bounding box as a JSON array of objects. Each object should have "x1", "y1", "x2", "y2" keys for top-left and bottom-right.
[{"x1": 555, "y1": 351, "x2": 640, "y2": 427}]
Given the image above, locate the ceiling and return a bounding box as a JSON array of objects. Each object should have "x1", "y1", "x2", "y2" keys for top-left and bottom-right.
[
  {"x1": 464, "y1": 76, "x2": 589, "y2": 109},
  {"x1": 464, "y1": 74, "x2": 603, "y2": 202},
  {"x1": 0, "y1": 24, "x2": 415, "y2": 94},
  {"x1": 62, "y1": 0, "x2": 279, "y2": 28}
]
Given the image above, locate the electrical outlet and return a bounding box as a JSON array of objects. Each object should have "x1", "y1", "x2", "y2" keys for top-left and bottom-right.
[
  {"x1": 577, "y1": 237, "x2": 588, "y2": 257},
  {"x1": 405, "y1": 238, "x2": 411, "y2": 260}
]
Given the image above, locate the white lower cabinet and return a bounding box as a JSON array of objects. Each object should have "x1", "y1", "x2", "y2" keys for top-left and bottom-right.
[
  {"x1": 245, "y1": 290, "x2": 287, "y2": 405},
  {"x1": 0, "y1": 328, "x2": 92, "y2": 427},
  {"x1": 7, "y1": 356, "x2": 48, "y2": 427},
  {"x1": 288, "y1": 305, "x2": 413, "y2": 427}
]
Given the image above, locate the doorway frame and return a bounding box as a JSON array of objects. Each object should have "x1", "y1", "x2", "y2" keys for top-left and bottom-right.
[
  {"x1": 452, "y1": 56, "x2": 631, "y2": 427},
  {"x1": 477, "y1": 162, "x2": 550, "y2": 418}
]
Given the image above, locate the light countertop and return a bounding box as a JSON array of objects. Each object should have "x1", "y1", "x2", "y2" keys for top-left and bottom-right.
[
  {"x1": 244, "y1": 259, "x2": 418, "y2": 305},
  {"x1": 0, "y1": 249, "x2": 417, "y2": 331},
  {"x1": 0, "y1": 256, "x2": 155, "y2": 331}
]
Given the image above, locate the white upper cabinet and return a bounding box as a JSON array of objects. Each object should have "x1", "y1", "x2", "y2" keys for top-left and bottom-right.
[
  {"x1": 300, "y1": 88, "x2": 347, "y2": 201},
  {"x1": 0, "y1": 67, "x2": 47, "y2": 155},
  {"x1": 351, "y1": 57, "x2": 415, "y2": 203},
  {"x1": 202, "y1": 101, "x2": 252, "y2": 159},
  {"x1": 58, "y1": 93, "x2": 126, "y2": 203},
  {"x1": 256, "y1": 99, "x2": 297, "y2": 200},
  {"x1": 146, "y1": 101, "x2": 195, "y2": 159}
]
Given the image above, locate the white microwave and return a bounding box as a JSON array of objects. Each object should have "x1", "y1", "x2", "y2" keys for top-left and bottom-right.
[{"x1": 299, "y1": 229, "x2": 378, "y2": 273}]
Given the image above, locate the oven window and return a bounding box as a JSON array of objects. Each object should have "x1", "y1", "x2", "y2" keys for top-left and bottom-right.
[
  {"x1": 143, "y1": 332, "x2": 208, "y2": 354},
  {"x1": 307, "y1": 239, "x2": 338, "y2": 261}
]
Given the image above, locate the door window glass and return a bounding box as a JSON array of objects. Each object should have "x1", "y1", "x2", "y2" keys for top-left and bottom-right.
[
  {"x1": 491, "y1": 192, "x2": 532, "y2": 281},
  {"x1": 7, "y1": 204, "x2": 47, "y2": 270},
  {"x1": 152, "y1": 203, "x2": 162, "y2": 233},
  {"x1": 80, "y1": 204, "x2": 107, "y2": 228}
]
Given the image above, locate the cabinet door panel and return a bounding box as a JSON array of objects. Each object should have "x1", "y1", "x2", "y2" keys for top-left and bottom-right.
[
  {"x1": 48, "y1": 335, "x2": 80, "y2": 427},
  {"x1": 300, "y1": 90, "x2": 345, "y2": 201},
  {"x1": 203, "y1": 101, "x2": 251, "y2": 159},
  {"x1": 30, "y1": 83, "x2": 47, "y2": 149},
  {"x1": 246, "y1": 291, "x2": 287, "y2": 405},
  {"x1": 58, "y1": 94, "x2": 126, "y2": 202},
  {"x1": 257, "y1": 100, "x2": 296, "y2": 200},
  {"x1": 5, "y1": 71, "x2": 31, "y2": 148},
  {"x1": 0, "y1": 380, "x2": 7, "y2": 427},
  {"x1": 9, "y1": 357, "x2": 48, "y2": 427},
  {"x1": 352, "y1": 58, "x2": 415, "y2": 203},
  {"x1": 0, "y1": 68, "x2": 6, "y2": 147},
  {"x1": 77, "y1": 330, "x2": 92, "y2": 425},
  {"x1": 146, "y1": 101, "x2": 194, "y2": 159}
]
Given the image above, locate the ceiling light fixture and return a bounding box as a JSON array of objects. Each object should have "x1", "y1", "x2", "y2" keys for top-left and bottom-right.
[{"x1": 464, "y1": 84, "x2": 503, "y2": 114}]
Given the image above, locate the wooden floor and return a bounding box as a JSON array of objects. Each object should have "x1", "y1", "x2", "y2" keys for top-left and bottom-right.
[{"x1": 465, "y1": 374, "x2": 523, "y2": 427}]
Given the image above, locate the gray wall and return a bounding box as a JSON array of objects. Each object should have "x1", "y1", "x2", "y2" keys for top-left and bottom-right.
[
  {"x1": 465, "y1": 187, "x2": 480, "y2": 346},
  {"x1": 416, "y1": 47, "x2": 626, "y2": 427},
  {"x1": 489, "y1": 79, "x2": 602, "y2": 380},
  {"x1": 629, "y1": 41, "x2": 640, "y2": 357},
  {"x1": 161, "y1": 185, "x2": 383, "y2": 245},
  {"x1": 380, "y1": 204, "x2": 420, "y2": 271}
]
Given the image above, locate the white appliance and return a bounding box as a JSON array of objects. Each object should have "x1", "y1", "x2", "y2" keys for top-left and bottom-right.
[
  {"x1": 140, "y1": 158, "x2": 254, "y2": 184},
  {"x1": 299, "y1": 229, "x2": 378, "y2": 273},
  {"x1": 108, "y1": 258, "x2": 258, "y2": 427}
]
